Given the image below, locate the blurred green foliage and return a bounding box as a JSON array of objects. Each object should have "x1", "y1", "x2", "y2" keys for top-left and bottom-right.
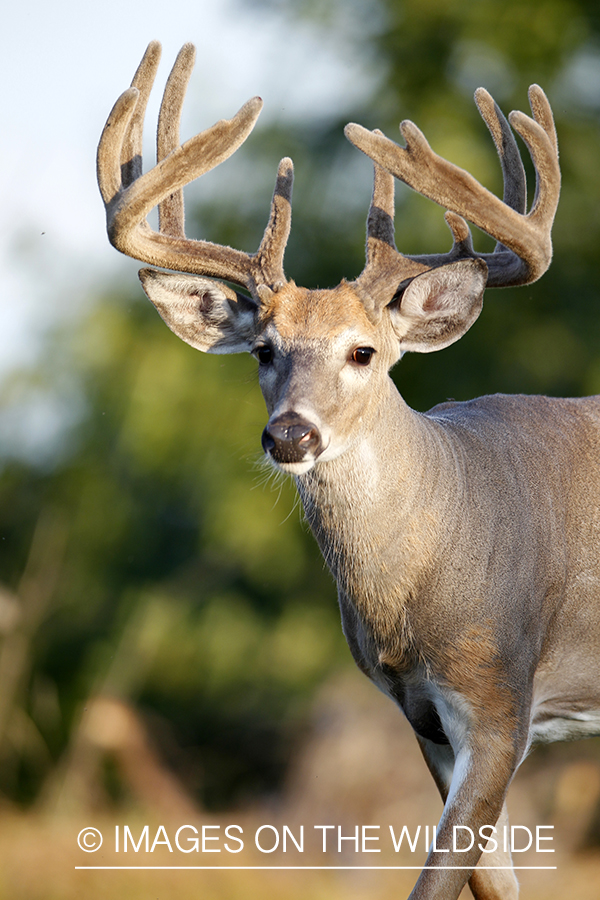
[
  {"x1": 0, "y1": 292, "x2": 344, "y2": 808},
  {"x1": 2, "y1": 0, "x2": 600, "y2": 809}
]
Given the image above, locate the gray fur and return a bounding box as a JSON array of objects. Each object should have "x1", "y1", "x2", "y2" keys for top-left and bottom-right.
[{"x1": 99, "y1": 49, "x2": 578, "y2": 899}]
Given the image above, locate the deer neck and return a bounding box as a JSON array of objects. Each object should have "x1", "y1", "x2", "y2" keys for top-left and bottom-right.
[{"x1": 295, "y1": 379, "x2": 461, "y2": 637}]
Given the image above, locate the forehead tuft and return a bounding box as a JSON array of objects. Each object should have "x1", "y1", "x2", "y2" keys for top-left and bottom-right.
[{"x1": 262, "y1": 282, "x2": 375, "y2": 341}]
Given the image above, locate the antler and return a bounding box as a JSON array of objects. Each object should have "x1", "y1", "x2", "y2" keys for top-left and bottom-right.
[
  {"x1": 97, "y1": 42, "x2": 293, "y2": 299},
  {"x1": 346, "y1": 85, "x2": 560, "y2": 300}
]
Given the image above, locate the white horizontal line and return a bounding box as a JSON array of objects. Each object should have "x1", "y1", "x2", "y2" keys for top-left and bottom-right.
[{"x1": 75, "y1": 866, "x2": 558, "y2": 871}]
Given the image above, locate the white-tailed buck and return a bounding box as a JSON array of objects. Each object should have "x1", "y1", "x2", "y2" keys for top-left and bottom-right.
[{"x1": 98, "y1": 42, "x2": 600, "y2": 900}]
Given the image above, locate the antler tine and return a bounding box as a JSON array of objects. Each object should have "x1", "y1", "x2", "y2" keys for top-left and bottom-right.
[
  {"x1": 345, "y1": 85, "x2": 560, "y2": 293},
  {"x1": 97, "y1": 43, "x2": 293, "y2": 298},
  {"x1": 157, "y1": 43, "x2": 195, "y2": 237},
  {"x1": 97, "y1": 88, "x2": 140, "y2": 206},
  {"x1": 255, "y1": 157, "x2": 294, "y2": 289},
  {"x1": 122, "y1": 41, "x2": 162, "y2": 188},
  {"x1": 357, "y1": 148, "x2": 408, "y2": 309},
  {"x1": 509, "y1": 85, "x2": 560, "y2": 228},
  {"x1": 366, "y1": 137, "x2": 397, "y2": 254},
  {"x1": 475, "y1": 88, "x2": 527, "y2": 218},
  {"x1": 97, "y1": 41, "x2": 162, "y2": 207}
]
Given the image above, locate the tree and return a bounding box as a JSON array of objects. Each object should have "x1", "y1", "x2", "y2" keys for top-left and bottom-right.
[{"x1": 2, "y1": 0, "x2": 600, "y2": 809}]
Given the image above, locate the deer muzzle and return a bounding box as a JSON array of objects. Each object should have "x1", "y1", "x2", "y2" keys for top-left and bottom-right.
[{"x1": 261, "y1": 412, "x2": 322, "y2": 466}]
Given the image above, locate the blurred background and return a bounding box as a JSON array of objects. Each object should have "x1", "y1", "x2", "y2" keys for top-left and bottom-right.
[{"x1": 2, "y1": 0, "x2": 600, "y2": 897}]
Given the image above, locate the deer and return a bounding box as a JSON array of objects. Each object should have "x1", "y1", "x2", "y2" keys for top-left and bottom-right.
[{"x1": 97, "y1": 41, "x2": 600, "y2": 900}]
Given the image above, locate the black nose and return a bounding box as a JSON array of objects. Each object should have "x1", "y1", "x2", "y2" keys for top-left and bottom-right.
[{"x1": 261, "y1": 412, "x2": 322, "y2": 464}]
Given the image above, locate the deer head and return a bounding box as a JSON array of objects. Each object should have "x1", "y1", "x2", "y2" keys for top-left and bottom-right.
[{"x1": 97, "y1": 42, "x2": 560, "y2": 475}]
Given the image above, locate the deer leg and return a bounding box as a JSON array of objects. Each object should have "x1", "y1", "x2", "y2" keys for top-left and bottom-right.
[
  {"x1": 468, "y1": 803, "x2": 518, "y2": 900},
  {"x1": 413, "y1": 733, "x2": 520, "y2": 900},
  {"x1": 417, "y1": 737, "x2": 518, "y2": 899}
]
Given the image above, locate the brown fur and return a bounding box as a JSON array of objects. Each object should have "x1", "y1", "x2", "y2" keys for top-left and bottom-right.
[{"x1": 261, "y1": 281, "x2": 377, "y2": 341}]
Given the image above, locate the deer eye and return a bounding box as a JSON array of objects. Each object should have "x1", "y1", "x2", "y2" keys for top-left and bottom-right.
[
  {"x1": 255, "y1": 345, "x2": 273, "y2": 365},
  {"x1": 350, "y1": 347, "x2": 376, "y2": 366}
]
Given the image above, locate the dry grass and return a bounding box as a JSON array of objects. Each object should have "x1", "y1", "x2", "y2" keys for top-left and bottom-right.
[
  {"x1": 0, "y1": 807, "x2": 598, "y2": 900},
  {"x1": 2, "y1": 673, "x2": 599, "y2": 899}
]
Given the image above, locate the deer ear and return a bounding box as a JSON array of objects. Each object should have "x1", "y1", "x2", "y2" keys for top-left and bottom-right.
[
  {"x1": 138, "y1": 269, "x2": 257, "y2": 354},
  {"x1": 388, "y1": 258, "x2": 488, "y2": 353}
]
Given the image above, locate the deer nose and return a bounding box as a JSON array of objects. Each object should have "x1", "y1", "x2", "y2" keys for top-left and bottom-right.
[{"x1": 261, "y1": 412, "x2": 322, "y2": 464}]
